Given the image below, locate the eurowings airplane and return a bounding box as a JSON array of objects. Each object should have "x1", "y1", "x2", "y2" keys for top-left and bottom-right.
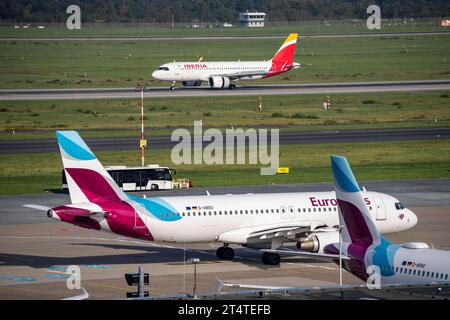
[
  {"x1": 267, "y1": 156, "x2": 450, "y2": 284},
  {"x1": 40, "y1": 131, "x2": 417, "y2": 266},
  {"x1": 151, "y1": 33, "x2": 301, "y2": 90}
]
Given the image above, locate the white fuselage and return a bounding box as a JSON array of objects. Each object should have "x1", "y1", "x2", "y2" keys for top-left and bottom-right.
[
  {"x1": 371, "y1": 245, "x2": 450, "y2": 285},
  {"x1": 152, "y1": 61, "x2": 273, "y2": 82},
  {"x1": 127, "y1": 191, "x2": 416, "y2": 244}
]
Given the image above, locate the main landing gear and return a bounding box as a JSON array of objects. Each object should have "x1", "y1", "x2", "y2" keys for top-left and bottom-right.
[
  {"x1": 216, "y1": 244, "x2": 235, "y2": 260},
  {"x1": 262, "y1": 252, "x2": 281, "y2": 265}
]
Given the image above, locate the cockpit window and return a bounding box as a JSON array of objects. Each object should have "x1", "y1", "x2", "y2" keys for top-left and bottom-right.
[
  {"x1": 158, "y1": 67, "x2": 169, "y2": 71},
  {"x1": 395, "y1": 202, "x2": 405, "y2": 210}
]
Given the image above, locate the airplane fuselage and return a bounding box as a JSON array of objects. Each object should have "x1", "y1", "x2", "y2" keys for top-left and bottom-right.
[
  {"x1": 51, "y1": 191, "x2": 417, "y2": 248},
  {"x1": 152, "y1": 60, "x2": 287, "y2": 82}
]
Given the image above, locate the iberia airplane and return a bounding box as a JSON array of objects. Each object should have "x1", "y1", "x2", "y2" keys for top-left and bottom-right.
[
  {"x1": 33, "y1": 132, "x2": 417, "y2": 266},
  {"x1": 151, "y1": 33, "x2": 301, "y2": 90}
]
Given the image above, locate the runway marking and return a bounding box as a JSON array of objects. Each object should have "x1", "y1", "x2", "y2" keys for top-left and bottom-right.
[
  {"x1": 0, "y1": 276, "x2": 37, "y2": 282},
  {"x1": 43, "y1": 274, "x2": 70, "y2": 279}
]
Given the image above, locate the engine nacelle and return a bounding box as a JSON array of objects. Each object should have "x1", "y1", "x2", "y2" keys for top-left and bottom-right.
[
  {"x1": 208, "y1": 76, "x2": 231, "y2": 89},
  {"x1": 182, "y1": 81, "x2": 202, "y2": 87},
  {"x1": 296, "y1": 231, "x2": 339, "y2": 253}
]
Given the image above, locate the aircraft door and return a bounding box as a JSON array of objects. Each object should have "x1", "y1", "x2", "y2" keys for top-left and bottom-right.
[{"x1": 374, "y1": 197, "x2": 387, "y2": 220}]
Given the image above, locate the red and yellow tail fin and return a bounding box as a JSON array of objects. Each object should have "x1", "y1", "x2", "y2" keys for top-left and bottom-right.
[{"x1": 271, "y1": 33, "x2": 298, "y2": 67}]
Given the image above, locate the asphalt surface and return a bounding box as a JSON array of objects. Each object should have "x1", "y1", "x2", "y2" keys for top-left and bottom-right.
[
  {"x1": 0, "y1": 179, "x2": 450, "y2": 300},
  {"x1": 0, "y1": 127, "x2": 448, "y2": 154},
  {"x1": 1, "y1": 80, "x2": 449, "y2": 100},
  {"x1": 0, "y1": 179, "x2": 449, "y2": 299}
]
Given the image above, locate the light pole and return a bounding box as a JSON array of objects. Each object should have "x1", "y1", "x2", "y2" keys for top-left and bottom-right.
[
  {"x1": 338, "y1": 224, "x2": 344, "y2": 299},
  {"x1": 138, "y1": 81, "x2": 147, "y2": 167},
  {"x1": 189, "y1": 258, "x2": 200, "y2": 298}
]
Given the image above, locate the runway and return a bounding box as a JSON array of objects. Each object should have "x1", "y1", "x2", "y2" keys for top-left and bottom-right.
[
  {"x1": 2, "y1": 31, "x2": 448, "y2": 41},
  {"x1": 0, "y1": 179, "x2": 449, "y2": 299},
  {"x1": 0, "y1": 127, "x2": 448, "y2": 155},
  {"x1": 1, "y1": 80, "x2": 449, "y2": 101}
]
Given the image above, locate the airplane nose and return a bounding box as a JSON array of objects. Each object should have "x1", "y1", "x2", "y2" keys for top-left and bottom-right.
[
  {"x1": 152, "y1": 70, "x2": 160, "y2": 79},
  {"x1": 408, "y1": 209, "x2": 418, "y2": 228}
]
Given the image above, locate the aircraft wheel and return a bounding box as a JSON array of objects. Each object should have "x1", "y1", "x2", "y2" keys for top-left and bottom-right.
[
  {"x1": 216, "y1": 246, "x2": 234, "y2": 260},
  {"x1": 262, "y1": 252, "x2": 281, "y2": 265},
  {"x1": 170, "y1": 86, "x2": 175, "y2": 91}
]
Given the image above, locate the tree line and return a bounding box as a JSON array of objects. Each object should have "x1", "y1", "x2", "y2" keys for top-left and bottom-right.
[{"x1": 1, "y1": 0, "x2": 448, "y2": 23}]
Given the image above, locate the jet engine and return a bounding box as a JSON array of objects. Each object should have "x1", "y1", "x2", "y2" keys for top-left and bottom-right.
[
  {"x1": 296, "y1": 231, "x2": 339, "y2": 253},
  {"x1": 208, "y1": 76, "x2": 231, "y2": 89},
  {"x1": 182, "y1": 81, "x2": 202, "y2": 87}
]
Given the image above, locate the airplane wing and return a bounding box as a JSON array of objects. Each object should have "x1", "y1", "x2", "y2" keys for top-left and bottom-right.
[
  {"x1": 218, "y1": 221, "x2": 327, "y2": 244},
  {"x1": 218, "y1": 70, "x2": 269, "y2": 80},
  {"x1": 261, "y1": 248, "x2": 350, "y2": 260}
]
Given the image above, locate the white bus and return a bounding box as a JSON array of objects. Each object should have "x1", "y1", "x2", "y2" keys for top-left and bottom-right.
[{"x1": 62, "y1": 165, "x2": 175, "y2": 192}]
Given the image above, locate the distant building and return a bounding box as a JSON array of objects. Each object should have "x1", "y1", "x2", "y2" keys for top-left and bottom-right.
[{"x1": 238, "y1": 11, "x2": 266, "y2": 27}]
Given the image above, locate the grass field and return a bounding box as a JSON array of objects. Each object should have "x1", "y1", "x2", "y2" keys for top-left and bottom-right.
[
  {"x1": 0, "y1": 19, "x2": 444, "y2": 38},
  {"x1": 0, "y1": 34, "x2": 449, "y2": 89},
  {"x1": 0, "y1": 91, "x2": 449, "y2": 138},
  {"x1": 0, "y1": 139, "x2": 449, "y2": 195}
]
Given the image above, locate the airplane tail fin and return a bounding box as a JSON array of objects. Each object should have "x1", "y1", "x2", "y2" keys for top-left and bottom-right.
[
  {"x1": 56, "y1": 131, "x2": 127, "y2": 204},
  {"x1": 331, "y1": 155, "x2": 381, "y2": 249},
  {"x1": 270, "y1": 33, "x2": 298, "y2": 68}
]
